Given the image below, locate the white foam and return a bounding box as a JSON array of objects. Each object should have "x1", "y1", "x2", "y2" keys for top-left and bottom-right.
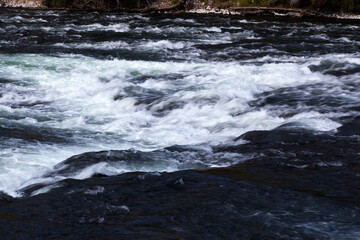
[
  {"x1": 204, "y1": 27, "x2": 222, "y2": 33},
  {"x1": 313, "y1": 34, "x2": 329, "y2": 40},
  {"x1": 4, "y1": 16, "x2": 47, "y2": 23},
  {"x1": 30, "y1": 183, "x2": 63, "y2": 196},
  {"x1": 63, "y1": 23, "x2": 130, "y2": 32},
  {"x1": 140, "y1": 40, "x2": 193, "y2": 50},
  {"x1": 0, "y1": 40, "x2": 10, "y2": 44},
  {"x1": 43, "y1": 11, "x2": 60, "y2": 16},
  {"x1": 173, "y1": 18, "x2": 197, "y2": 24},
  {"x1": 336, "y1": 37, "x2": 352, "y2": 43},
  {"x1": 0, "y1": 53, "x2": 352, "y2": 196},
  {"x1": 286, "y1": 111, "x2": 342, "y2": 132},
  {"x1": 134, "y1": 26, "x2": 219, "y2": 35},
  {"x1": 54, "y1": 41, "x2": 129, "y2": 50},
  {"x1": 41, "y1": 26, "x2": 54, "y2": 32}
]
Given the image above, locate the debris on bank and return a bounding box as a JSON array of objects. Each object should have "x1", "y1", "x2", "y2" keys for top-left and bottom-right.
[{"x1": 0, "y1": 0, "x2": 44, "y2": 8}]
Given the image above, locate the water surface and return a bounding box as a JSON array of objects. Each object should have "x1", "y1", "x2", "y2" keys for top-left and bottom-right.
[{"x1": 0, "y1": 8, "x2": 360, "y2": 239}]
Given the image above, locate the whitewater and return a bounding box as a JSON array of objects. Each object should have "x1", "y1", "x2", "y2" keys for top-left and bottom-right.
[{"x1": 0, "y1": 9, "x2": 359, "y2": 197}]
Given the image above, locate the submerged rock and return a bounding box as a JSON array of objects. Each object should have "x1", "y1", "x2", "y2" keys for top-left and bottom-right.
[
  {"x1": 1, "y1": 161, "x2": 360, "y2": 239},
  {"x1": 1, "y1": 123, "x2": 360, "y2": 238}
]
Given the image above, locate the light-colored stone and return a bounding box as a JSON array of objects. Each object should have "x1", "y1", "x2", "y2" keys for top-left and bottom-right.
[{"x1": 0, "y1": 0, "x2": 44, "y2": 8}]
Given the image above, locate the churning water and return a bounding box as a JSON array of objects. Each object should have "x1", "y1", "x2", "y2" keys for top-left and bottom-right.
[
  {"x1": 0, "y1": 9, "x2": 360, "y2": 196},
  {"x1": 1, "y1": 8, "x2": 360, "y2": 239}
]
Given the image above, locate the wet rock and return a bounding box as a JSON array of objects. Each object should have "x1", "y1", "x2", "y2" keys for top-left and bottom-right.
[
  {"x1": 48, "y1": 149, "x2": 162, "y2": 177},
  {"x1": 0, "y1": 168, "x2": 359, "y2": 239},
  {"x1": 46, "y1": 146, "x2": 211, "y2": 179},
  {"x1": 0, "y1": 191, "x2": 14, "y2": 202},
  {"x1": 235, "y1": 127, "x2": 317, "y2": 144},
  {"x1": 336, "y1": 116, "x2": 360, "y2": 136},
  {"x1": 1, "y1": 124, "x2": 360, "y2": 238}
]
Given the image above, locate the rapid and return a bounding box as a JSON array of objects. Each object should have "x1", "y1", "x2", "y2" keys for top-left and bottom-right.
[
  {"x1": 1, "y1": 9, "x2": 359, "y2": 196},
  {"x1": 0, "y1": 8, "x2": 360, "y2": 239}
]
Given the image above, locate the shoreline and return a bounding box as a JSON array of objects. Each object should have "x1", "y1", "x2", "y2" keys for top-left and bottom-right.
[
  {"x1": 1, "y1": 3, "x2": 360, "y2": 21},
  {"x1": 186, "y1": 7, "x2": 360, "y2": 20}
]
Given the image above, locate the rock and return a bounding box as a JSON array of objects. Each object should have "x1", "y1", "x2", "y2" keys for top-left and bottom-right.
[
  {"x1": 287, "y1": 11, "x2": 304, "y2": 17},
  {"x1": 0, "y1": 191, "x2": 14, "y2": 202},
  {"x1": 336, "y1": 117, "x2": 360, "y2": 136}
]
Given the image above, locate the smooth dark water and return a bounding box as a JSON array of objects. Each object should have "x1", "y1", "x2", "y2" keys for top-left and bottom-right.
[{"x1": 0, "y1": 8, "x2": 360, "y2": 239}]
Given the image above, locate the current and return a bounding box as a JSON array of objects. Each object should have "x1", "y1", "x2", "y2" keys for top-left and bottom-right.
[{"x1": 0, "y1": 8, "x2": 360, "y2": 239}]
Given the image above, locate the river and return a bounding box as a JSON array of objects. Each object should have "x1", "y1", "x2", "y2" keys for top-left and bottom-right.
[{"x1": 0, "y1": 8, "x2": 360, "y2": 239}]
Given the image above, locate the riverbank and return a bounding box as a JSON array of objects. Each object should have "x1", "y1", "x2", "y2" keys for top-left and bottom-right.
[
  {"x1": 1, "y1": 0, "x2": 360, "y2": 20},
  {"x1": 187, "y1": 7, "x2": 360, "y2": 20}
]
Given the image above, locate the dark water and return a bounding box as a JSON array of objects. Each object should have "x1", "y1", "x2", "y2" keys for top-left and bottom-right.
[{"x1": 0, "y1": 8, "x2": 360, "y2": 239}]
